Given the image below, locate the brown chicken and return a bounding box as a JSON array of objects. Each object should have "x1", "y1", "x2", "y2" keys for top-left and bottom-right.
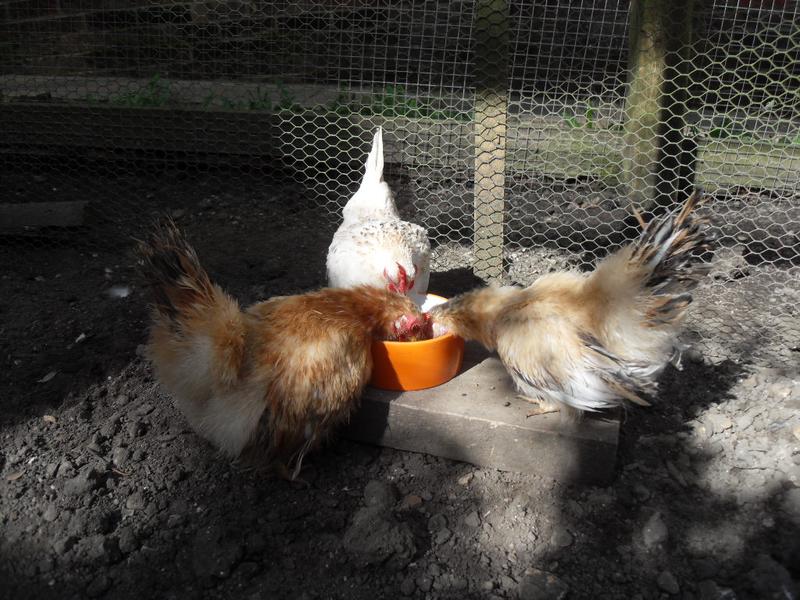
[
  {"x1": 136, "y1": 222, "x2": 425, "y2": 478},
  {"x1": 430, "y1": 193, "x2": 711, "y2": 420}
]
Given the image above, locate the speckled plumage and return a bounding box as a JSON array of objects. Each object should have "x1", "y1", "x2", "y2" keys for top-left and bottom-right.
[{"x1": 326, "y1": 127, "x2": 431, "y2": 305}]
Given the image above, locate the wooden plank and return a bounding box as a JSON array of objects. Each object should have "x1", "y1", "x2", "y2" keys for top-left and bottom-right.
[
  {"x1": 0, "y1": 201, "x2": 87, "y2": 230},
  {"x1": 343, "y1": 342, "x2": 619, "y2": 485}
]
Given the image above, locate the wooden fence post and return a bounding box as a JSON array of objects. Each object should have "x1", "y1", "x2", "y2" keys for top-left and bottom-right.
[
  {"x1": 623, "y1": 0, "x2": 695, "y2": 212},
  {"x1": 473, "y1": 0, "x2": 509, "y2": 281}
]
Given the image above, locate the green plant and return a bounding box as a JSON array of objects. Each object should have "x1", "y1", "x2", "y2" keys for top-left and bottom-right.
[
  {"x1": 709, "y1": 115, "x2": 737, "y2": 139},
  {"x1": 246, "y1": 86, "x2": 272, "y2": 111},
  {"x1": 562, "y1": 110, "x2": 580, "y2": 129},
  {"x1": 201, "y1": 92, "x2": 216, "y2": 109},
  {"x1": 360, "y1": 85, "x2": 468, "y2": 121},
  {"x1": 562, "y1": 100, "x2": 600, "y2": 130},
  {"x1": 112, "y1": 74, "x2": 171, "y2": 107},
  {"x1": 275, "y1": 81, "x2": 302, "y2": 112}
]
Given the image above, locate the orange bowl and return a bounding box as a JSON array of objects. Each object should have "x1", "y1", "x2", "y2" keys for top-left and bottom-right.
[{"x1": 369, "y1": 294, "x2": 465, "y2": 391}]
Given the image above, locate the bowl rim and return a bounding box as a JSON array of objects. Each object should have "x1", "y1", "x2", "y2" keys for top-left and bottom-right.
[{"x1": 375, "y1": 329, "x2": 459, "y2": 348}]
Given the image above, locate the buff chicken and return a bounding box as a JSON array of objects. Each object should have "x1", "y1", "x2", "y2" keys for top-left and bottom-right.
[{"x1": 430, "y1": 193, "x2": 712, "y2": 419}]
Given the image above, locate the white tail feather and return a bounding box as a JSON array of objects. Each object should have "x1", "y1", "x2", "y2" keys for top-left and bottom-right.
[{"x1": 363, "y1": 127, "x2": 384, "y2": 184}]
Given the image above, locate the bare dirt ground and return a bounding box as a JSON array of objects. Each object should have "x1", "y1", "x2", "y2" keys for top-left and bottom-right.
[{"x1": 1, "y1": 167, "x2": 798, "y2": 600}]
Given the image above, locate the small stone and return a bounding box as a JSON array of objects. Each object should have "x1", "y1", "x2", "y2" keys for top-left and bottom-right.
[
  {"x1": 63, "y1": 467, "x2": 99, "y2": 496},
  {"x1": 499, "y1": 575, "x2": 517, "y2": 590},
  {"x1": 419, "y1": 489, "x2": 433, "y2": 501},
  {"x1": 126, "y1": 420, "x2": 145, "y2": 439},
  {"x1": 363, "y1": 480, "x2": 398, "y2": 510},
  {"x1": 480, "y1": 580, "x2": 495, "y2": 591},
  {"x1": 111, "y1": 447, "x2": 130, "y2": 468},
  {"x1": 457, "y1": 472, "x2": 473, "y2": 486},
  {"x1": 45, "y1": 463, "x2": 59, "y2": 478},
  {"x1": 518, "y1": 568, "x2": 568, "y2": 600},
  {"x1": 642, "y1": 512, "x2": 668, "y2": 548},
  {"x1": 656, "y1": 570, "x2": 679, "y2": 595},
  {"x1": 463, "y1": 510, "x2": 481, "y2": 528},
  {"x1": 100, "y1": 416, "x2": 120, "y2": 439},
  {"x1": 434, "y1": 528, "x2": 452, "y2": 545},
  {"x1": 126, "y1": 491, "x2": 146, "y2": 511},
  {"x1": 42, "y1": 504, "x2": 59, "y2": 522},
  {"x1": 400, "y1": 494, "x2": 423, "y2": 510},
  {"x1": 400, "y1": 576, "x2": 415, "y2": 596},
  {"x1": 550, "y1": 526, "x2": 573, "y2": 549},
  {"x1": 53, "y1": 535, "x2": 77, "y2": 555}
]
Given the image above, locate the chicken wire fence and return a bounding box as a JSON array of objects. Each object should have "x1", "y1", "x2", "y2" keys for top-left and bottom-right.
[{"x1": 1, "y1": 0, "x2": 798, "y2": 367}]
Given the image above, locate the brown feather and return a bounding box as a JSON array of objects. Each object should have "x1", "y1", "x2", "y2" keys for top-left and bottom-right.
[{"x1": 137, "y1": 223, "x2": 420, "y2": 475}]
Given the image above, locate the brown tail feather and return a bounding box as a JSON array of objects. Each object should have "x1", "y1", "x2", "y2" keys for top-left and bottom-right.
[{"x1": 134, "y1": 219, "x2": 216, "y2": 320}]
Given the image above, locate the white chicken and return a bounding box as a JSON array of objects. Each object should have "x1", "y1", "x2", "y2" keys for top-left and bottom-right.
[{"x1": 326, "y1": 127, "x2": 431, "y2": 306}]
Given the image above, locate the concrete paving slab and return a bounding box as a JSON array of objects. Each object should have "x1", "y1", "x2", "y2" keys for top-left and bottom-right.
[{"x1": 343, "y1": 342, "x2": 620, "y2": 485}]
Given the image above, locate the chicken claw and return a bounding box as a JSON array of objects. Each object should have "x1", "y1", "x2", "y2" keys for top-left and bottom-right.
[{"x1": 519, "y1": 395, "x2": 561, "y2": 418}]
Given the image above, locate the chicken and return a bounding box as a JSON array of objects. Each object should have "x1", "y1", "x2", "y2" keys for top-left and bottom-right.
[
  {"x1": 430, "y1": 193, "x2": 711, "y2": 419},
  {"x1": 326, "y1": 127, "x2": 432, "y2": 306},
  {"x1": 136, "y1": 222, "x2": 425, "y2": 479}
]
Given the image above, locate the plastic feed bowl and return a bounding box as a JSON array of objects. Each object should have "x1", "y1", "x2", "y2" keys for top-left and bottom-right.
[{"x1": 369, "y1": 294, "x2": 465, "y2": 391}]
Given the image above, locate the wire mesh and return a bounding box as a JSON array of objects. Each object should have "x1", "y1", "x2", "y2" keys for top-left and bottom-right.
[{"x1": 0, "y1": 0, "x2": 798, "y2": 368}]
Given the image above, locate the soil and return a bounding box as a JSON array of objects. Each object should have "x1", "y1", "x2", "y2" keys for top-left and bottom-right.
[{"x1": 1, "y1": 166, "x2": 798, "y2": 600}]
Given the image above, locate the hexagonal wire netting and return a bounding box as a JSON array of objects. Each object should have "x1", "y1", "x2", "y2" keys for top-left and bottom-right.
[{"x1": 0, "y1": 0, "x2": 798, "y2": 367}]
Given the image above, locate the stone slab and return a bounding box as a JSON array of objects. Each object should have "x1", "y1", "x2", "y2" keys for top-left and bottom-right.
[{"x1": 343, "y1": 342, "x2": 620, "y2": 485}]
